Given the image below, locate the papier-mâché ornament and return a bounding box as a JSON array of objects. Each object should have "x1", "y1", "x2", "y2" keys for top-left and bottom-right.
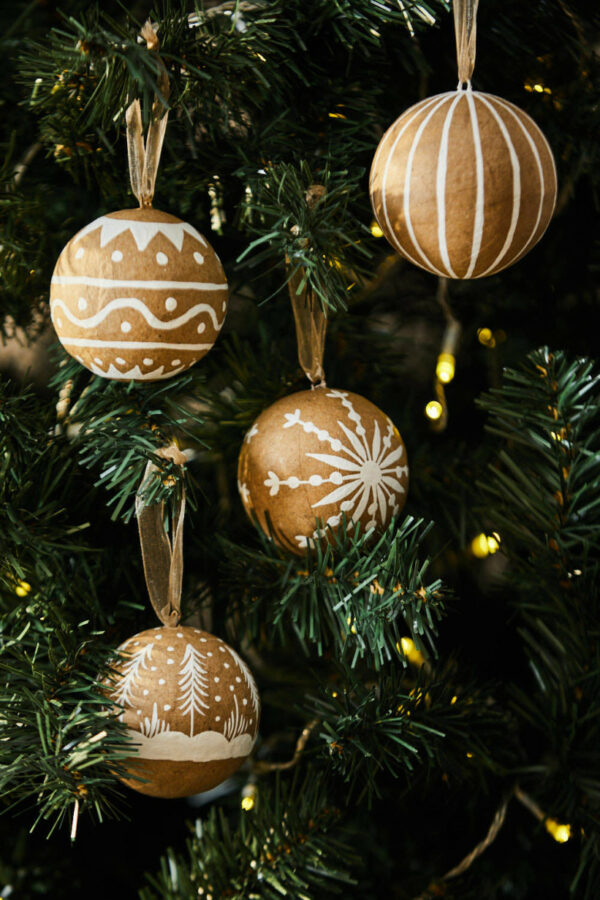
[
  {"x1": 369, "y1": 0, "x2": 557, "y2": 279},
  {"x1": 108, "y1": 625, "x2": 260, "y2": 798},
  {"x1": 369, "y1": 90, "x2": 557, "y2": 279},
  {"x1": 237, "y1": 387, "x2": 409, "y2": 555},
  {"x1": 50, "y1": 207, "x2": 228, "y2": 381}
]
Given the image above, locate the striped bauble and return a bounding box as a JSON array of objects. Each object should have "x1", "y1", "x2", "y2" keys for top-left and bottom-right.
[
  {"x1": 50, "y1": 208, "x2": 228, "y2": 382},
  {"x1": 369, "y1": 89, "x2": 557, "y2": 279}
]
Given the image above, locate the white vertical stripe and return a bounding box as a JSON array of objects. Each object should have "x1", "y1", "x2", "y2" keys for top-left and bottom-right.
[
  {"x1": 380, "y1": 94, "x2": 449, "y2": 275},
  {"x1": 435, "y1": 92, "x2": 464, "y2": 278},
  {"x1": 402, "y1": 94, "x2": 455, "y2": 276},
  {"x1": 483, "y1": 94, "x2": 556, "y2": 270},
  {"x1": 476, "y1": 94, "x2": 522, "y2": 277},
  {"x1": 464, "y1": 90, "x2": 485, "y2": 278}
]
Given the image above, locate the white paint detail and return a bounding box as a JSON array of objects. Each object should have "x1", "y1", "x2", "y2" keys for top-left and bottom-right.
[
  {"x1": 475, "y1": 93, "x2": 522, "y2": 276},
  {"x1": 121, "y1": 321, "x2": 132, "y2": 333},
  {"x1": 50, "y1": 297, "x2": 225, "y2": 331},
  {"x1": 88, "y1": 361, "x2": 186, "y2": 381},
  {"x1": 402, "y1": 94, "x2": 453, "y2": 276},
  {"x1": 78, "y1": 297, "x2": 87, "y2": 310},
  {"x1": 126, "y1": 728, "x2": 255, "y2": 761},
  {"x1": 482, "y1": 94, "x2": 553, "y2": 273},
  {"x1": 380, "y1": 94, "x2": 445, "y2": 271},
  {"x1": 177, "y1": 643, "x2": 210, "y2": 735},
  {"x1": 464, "y1": 89, "x2": 485, "y2": 278},
  {"x1": 156, "y1": 252, "x2": 168, "y2": 266},
  {"x1": 58, "y1": 338, "x2": 212, "y2": 351},
  {"x1": 112, "y1": 642, "x2": 153, "y2": 707},
  {"x1": 226, "y1": 646, "x2": 260, "y2": 718},
  {"x1": 111, "y1": 250, "x2": 123, "y2": 262},
  {"x1": 435, "y1": 92, "x2": 464, "y2": 278},
  {"x1": 51, "y1": 275, "x2": 227, "y2": 291},
  {"x1": 165, "y1": 297, "x2": 177, "y2": 311},
  {"x1": 72, "y1": 215, "x2": 209, "y2": 252}
]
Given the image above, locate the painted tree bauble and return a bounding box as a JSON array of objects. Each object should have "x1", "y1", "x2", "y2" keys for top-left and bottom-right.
[
  {"x1": 237, "y1": 387, "x2": 409, "y2": 555},
  {"x1": 108, "y1": 626, "x2": 260, "y2": 798},
  {"x1": 50, "y1": 208, "x2": 228, "y2": 381},
  {"x1": 369, "y1": 89, "x2": 557, "y2": 279}
]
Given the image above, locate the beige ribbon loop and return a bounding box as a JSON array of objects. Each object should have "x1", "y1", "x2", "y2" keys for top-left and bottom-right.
[
  {"x1": 287, "y1": 184, "x2": 328, "y2": 386},
  {"x1": 136, "y1": 444, "x2": 186, "y2": 627},
  {"x1": 126, "y1": 20, "x2": 170, "y2": 208},
  {"x1": 453, "y1": 0, "x2": 479, "y2": 86}
]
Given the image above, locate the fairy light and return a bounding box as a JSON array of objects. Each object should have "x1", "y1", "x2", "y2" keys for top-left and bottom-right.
[
  {"x1": 241, "y1": 781, "x2": 257, "y2": 812},
  {"x1": 436, "y1": 353, "x2": 456, "y2": 384},
  {"x1": 425, "y1": 400, "x2": 443, "y2": 421},
  {"x1": 545, "y1": 818, "x2": 571, "y2": 843},
  {"x1": 370, "y1": 220, "x2": 384, "y2": 238},
  {"x1": 471, "y1": 533, "x2": 501, "y2": 557},
  {"x1": 477, "y1": 327, "x2": 496, "y2": 347},
  {"x1": 15, "y1": 580, "x2": 31, "y2": 597},
  {"x1": 399, "y1": 637, "x2": 425, "y2": 667}
]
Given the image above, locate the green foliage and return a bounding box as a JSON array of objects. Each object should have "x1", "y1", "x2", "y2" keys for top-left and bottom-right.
[
  {"x1": 223, "y1": 516, "x2": 446, "y2": 667},
  {"x1": 140, "y1": 775, "x2": 359, "y2": 900}
]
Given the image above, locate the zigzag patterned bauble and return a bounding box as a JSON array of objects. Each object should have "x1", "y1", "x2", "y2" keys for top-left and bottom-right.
[
  {"x1": 50, "y1": 208, "x2": 228, "y2": 381},
  {"x1": 108, "y1": 626, "x2": 260, "y2": 798},
  {"x1": 237, "y1": 387, "x2": 409, "y2": 555},
  {"x1": 369, "y1": 89, "x2": 557, "y2": 279}
]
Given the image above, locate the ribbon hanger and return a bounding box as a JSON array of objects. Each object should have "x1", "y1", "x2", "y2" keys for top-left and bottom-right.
[{"x1": 125, "y1": 20, "x2": 170, "y2": 207}]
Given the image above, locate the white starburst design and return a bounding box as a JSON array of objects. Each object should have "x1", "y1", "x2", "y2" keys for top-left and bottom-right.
[{"x1": 265, "y1": 390, "x2": 408, "y2": 547}]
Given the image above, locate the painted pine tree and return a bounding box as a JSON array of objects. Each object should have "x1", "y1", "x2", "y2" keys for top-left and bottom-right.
[
  {"x1": 111, "y1": 642, "x2": 154, "y2": 708},
  {"x1": 177, "y1": 644, "x2": 210, "y2": 735}
]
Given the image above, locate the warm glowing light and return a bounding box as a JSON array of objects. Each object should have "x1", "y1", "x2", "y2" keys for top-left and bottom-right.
[
  {"x1": 399, "y1": 637, "x2": 425, "y2": 667},
  {"x1": 425, "y1": 400, "x2": 443, "y2": 421},
  {"x1": 328, "y1": 111, "x2": 347, "y2": 119},
  {"x1": 15, "y1": 580, "x2": 31, "y2": 597},
  {"x1": 477, "y1": 327, "x2": 496, "y2": 348},
  {"x1": 436, "y1": 353, "x2": 455, "y2": 384},
  {"x1": 466, "y1": 752, "x2": 474, "y2": 758},
  {"x1": 370, "y1": 220, "x2": 384, "y2": 238},
  {"x1": 533, "y1": 83, "x2": 544, "y2": 93},
  {"x1": 451, "y1": 695, "x2": 458, "y2": 705},
  {"x1": 241, "y1": 795, "x2": 255, "y2": 811},
  {"x1": 545, "y1": 818, "x2": 571, "y2": 843},
  {"x1": 487, "y1": 534, "x2": 501, "y2": 554},
  {"x1": 471, "y1": 533, "x2": 490, "y2": 558}
]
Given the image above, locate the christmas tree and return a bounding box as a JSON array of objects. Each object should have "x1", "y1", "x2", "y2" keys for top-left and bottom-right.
[{"x1": 1, "y1": 1, "x2": 599, "y2": 897}]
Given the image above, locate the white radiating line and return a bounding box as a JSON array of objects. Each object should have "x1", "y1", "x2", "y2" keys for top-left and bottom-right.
[
  {"x1": 51, "y1": 297, "x2": 223, "y2": 330},
  {"x1": 475, "y1": 94, "x2": 522, "y2": 277},
  {"x1": 464, "y1": 89, "x2": 485, "y2": 278},
  {"x1": 483, "y1": 94, "x2": 555, "y2": 271},
  {"x1": 435, "y1": 92, "x2": 464, "y2": 278},
  {"x1": 403, "y1": 94, "x2": 455, "y2": 276},
  {"x1": 381, "y1": 94, "x2": 448, "y2": 274},
  {"x1": 51, "y1": 276, "x2": 227, "y2": 291},
  {"x1": 58, "y1": 338, "x2": 213, "y2": 350}
]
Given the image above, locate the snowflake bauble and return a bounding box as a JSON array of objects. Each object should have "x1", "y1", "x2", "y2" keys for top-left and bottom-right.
[
  {"x1": 369, "y1": 90, "x2": 557, "y2": 279},
  {"x1": 237, "y1": 387, "x2": 409, "y2": 555},
  {"x1": 50, "y1": 208, "x2": 228, "y2": 381},
  {"x1": 108, "y1": 626, "x2": 259, "y2": 798}
]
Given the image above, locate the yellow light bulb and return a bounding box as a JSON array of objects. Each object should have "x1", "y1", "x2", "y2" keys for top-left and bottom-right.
[
  {"x1": 471, "y1": 533, "x2": 490, "y2": 558},
  {"x1": 399, "y1": 637, "x2": 425, "y2": 667},
  {"x1": 545, "y1": 818, "x2": 571, "y2": 843},
  {"x1": 370, "y1": 220, "x2": 384, "y2": 238},
  {"x1": 477, "y1": 327, "x2": 496, "y2": 347},
  {"x1": 533, "y1": 83, "x2": 545, "y2": 93},
  {"x1": 486, "y1": 534, "x2": 500, "y2": 554},
  {"x1": 15, "y1": 580, "x2": 31, "y2": 597},
  {"x1": 241, "y1": 795, "x2": 255, "y2": 811},
  {"x1": 425, "y1": 400, "x2": 443, "y2": 420},
  {"x1": 436, "y1": 353, "x2": 455, "y2": 384}
]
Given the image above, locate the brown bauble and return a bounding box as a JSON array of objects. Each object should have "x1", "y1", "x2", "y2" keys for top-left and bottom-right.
[
  {"x1": 108, "y1": 626, "x2": 259, "y2": 798},
  {"x1": 369, "y1": 89, "x2": 557, "y2": 279},
  {"x1": 237, "y1": 387, "x2": 409, "y2": 555},
  {"x1": 50, "y1": 208, "x2": 228, "y2": 381}
]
